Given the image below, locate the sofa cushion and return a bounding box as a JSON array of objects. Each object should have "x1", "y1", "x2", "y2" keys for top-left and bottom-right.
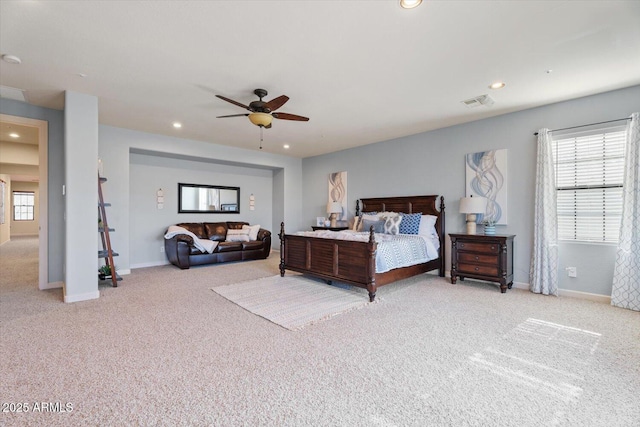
[
  {"x1": 176, "y1": 223, "x2": 207, "y2": 239},
  {"x1": 227, "y1": 221, "x2": 249, "y2": 230},
  {"x1": 242, "y1": 240, "x2": 264, "y2": 250},
  {"x1": 216, "y1": 241, "x2": 243, "y2": 252},
  {"x1": 204, "y1": 222, "x2": 228, "y2": 242}
]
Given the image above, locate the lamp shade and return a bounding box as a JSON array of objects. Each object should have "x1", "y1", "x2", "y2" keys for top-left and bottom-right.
[
  {"x1": 248, "y1": 112, "x2": 273, "y2": 127},
  {"x1": 327, "y1": 201, "x2": 342, "y2": 214},
  {"x1": 459, "y1": 196, "x2": 487, "y2": 214}
]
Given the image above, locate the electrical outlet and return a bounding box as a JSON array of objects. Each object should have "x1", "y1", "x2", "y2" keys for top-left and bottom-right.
[
  {"x1": 160, "y1": 245, "x2": 164, "y2": 253},
  {"x1": 566, "y1": 267, "x2": 577, "y2": 277}
]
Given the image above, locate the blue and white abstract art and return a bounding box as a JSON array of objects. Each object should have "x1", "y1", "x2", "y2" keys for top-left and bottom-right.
[{"x1": 465, "y1": 149, "x2": 507, "y2": 225}]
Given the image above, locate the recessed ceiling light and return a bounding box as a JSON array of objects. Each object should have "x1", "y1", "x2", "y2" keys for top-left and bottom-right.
[
  {"x1": 9, "y1": 133, "x2": 20, "y2": 138},
  {"x1": 400, "y1": 0, "x2": 422, "y2": 9},
  {"x1": 283, "y1": 144, "x2": 290, "y2": 149},
  {"x1": 1, "y1": 54, "x2": 21, "y2": 64},
  {"x1": 173, "y1": 122, "x2": 182, "y2": 128},
  {"x1": 489, "y1": 81, "x2": 506, "y2": 90},
  {"x1": 76, "y1": 73, "x2": 87, "y2": 78}
]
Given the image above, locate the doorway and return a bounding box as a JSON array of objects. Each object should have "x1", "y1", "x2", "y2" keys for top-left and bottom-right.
[{"x1": 0, "y1": 114, "x2": 49, "y2": 290}]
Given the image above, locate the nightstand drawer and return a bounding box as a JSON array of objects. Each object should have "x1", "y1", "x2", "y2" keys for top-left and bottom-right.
[
  {"x1": 458, "y1": 252, "x2": 498, "y2": 265},
  {"x1": 457, "y1": 241, "x2": 500, "y2": 253},
  {"x1": 457, "y1": 263, "x2": 499, "y2": 277}
]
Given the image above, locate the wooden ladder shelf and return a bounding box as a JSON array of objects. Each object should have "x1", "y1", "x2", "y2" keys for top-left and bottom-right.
[{"x1": 98, "y1": 176, "x2": 121, "y2": 287}]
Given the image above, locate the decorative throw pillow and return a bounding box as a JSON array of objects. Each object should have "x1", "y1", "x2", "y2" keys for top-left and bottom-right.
[
  {"x1": 242, "y1": 224, "x2": 261, "y2": 241},
  {"x1": 226, "y1": 228, "x2": 250, "y2": 242},
  {"x1": 383, "y1": 216, "x2": 402, "y2": 235},
  {"x1": 418, "y1": 215, "x2": 438, "y2": 238},
  {"x1": 399, "y1": 212, "x2": 422, "y2": 234},
  {"x1": 361, "y1": 219, "x2": 385, "y2": 234},
  {"x1": 358, "y1": 213, "x2": 381, "y2": 231},
  {"x1": 351, "y1": 216, "x2": 361, "y2": 231}
]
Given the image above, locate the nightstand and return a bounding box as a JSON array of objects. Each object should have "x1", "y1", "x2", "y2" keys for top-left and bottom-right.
[
  {"x1": 312, "y1": 226, "x2": 349, "y2": 231},
  {"x1": 449, "y1": 233, "x2": 515, "y2": 293}
]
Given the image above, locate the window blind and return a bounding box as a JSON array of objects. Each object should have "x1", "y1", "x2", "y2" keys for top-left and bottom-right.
[{"x1": 552, "y1": 127, "x2": 626, "y2": 243}]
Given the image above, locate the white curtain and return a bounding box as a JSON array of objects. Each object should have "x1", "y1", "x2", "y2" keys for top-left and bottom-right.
[
  {"x1": 530, "y1": 129, "x2": 558, "y2": 296},
  {"x1": 611, "y1": 113, "x2": 640, "y2": 311}
]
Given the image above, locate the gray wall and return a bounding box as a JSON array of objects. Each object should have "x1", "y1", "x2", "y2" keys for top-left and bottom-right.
[
  {"x1": 129, "y1": 153, "x2": 273, "y2": 268},
  {"x1": 301, "y1": 85, "x2": 640, "y2": 296},
  {"x1": 0, "y1": 98, "x2": 65, "y2": 284},
  {"x1": 99, "y1": 124, "x2": 303, "y2": 273}
]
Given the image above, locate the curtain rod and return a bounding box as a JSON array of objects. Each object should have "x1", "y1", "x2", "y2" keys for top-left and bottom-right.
[{"x1": 533, "y1": 117, "x2": 631, "y2": 136}]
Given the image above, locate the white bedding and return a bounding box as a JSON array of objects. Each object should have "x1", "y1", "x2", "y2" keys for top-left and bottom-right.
[{"x1": 293, "y1": 230, "x2": 440, "y2": 273}]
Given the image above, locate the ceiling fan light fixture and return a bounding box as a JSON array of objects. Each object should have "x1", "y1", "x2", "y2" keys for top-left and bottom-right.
[
  {"x1": 400, "y1": 0, "x2": 422, "y2": 9},
  {"x1": 249, "y1": 112, "x2": 273, "y2": 127}
]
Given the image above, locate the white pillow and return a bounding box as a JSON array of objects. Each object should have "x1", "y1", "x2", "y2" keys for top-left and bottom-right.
[
  {"x1": 242, "y1": 224, "x2": 261, "y2": 241},
  {"x1": 379, "y1": 211, "x2": 400, "y2": 218},
  {"x1": 418, "y1": 215, "x2": 438, "y2": 238},
  {"x1": 226, "y1": 228, "x2": 250, "y2": 242},
  {"x1": 357, "y1": 213, "x2": 381, "y2": 231}
]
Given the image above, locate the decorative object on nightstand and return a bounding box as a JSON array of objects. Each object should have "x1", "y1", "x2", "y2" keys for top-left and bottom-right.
[
  {"x1": 449, "y1": 233, "x2": 515, "y2": 293},
  {"x1": 327, "y1": 201, "x2": 342, "y2": 228},
  {"x1": 483, "y1": 219, "x2": 496, "y2": 235},
  {"x1": 459, "y1": 196, "x2": 487, "y2": 234}
]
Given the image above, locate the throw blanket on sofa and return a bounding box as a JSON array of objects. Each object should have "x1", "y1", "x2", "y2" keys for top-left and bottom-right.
[{"x1": 164, "y1": 225, "x2": 218, "y2": 254}]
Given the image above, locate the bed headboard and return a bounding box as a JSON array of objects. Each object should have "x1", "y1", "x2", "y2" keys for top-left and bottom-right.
[{"x1": 358, "y1": 195, "x2": 446, "y2": 264}]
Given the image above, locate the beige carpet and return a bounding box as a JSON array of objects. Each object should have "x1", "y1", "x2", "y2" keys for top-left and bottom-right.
[
  {"x1": 2, "y1": 245, "x2": 640, "y2": 426},
  {"x1": 212, "y1": 274, "x2": 371, "y2": 330}
]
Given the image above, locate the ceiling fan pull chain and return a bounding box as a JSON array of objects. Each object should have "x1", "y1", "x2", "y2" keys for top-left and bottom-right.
[{"x1": 260, "y1": 126, "x2": 263, "y2": 150}]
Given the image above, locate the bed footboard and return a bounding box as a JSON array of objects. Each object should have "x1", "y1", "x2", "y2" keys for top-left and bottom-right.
[{"x1": 279, "y1": 222, "x2": 379, "y2": 301}]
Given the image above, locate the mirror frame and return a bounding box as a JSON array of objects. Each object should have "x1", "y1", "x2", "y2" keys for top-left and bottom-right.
[{"x1": 178, "y1": 183, "x2": 240, "y2": 214}]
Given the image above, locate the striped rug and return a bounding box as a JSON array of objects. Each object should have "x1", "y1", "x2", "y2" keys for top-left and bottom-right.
[{"x1": 211, "y1": 274, "x2": 371, "y2": 330}]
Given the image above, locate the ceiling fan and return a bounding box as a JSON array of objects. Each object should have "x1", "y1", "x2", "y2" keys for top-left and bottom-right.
[{"x1": 216, "y1": 88, "x2": 309, "y2": 129}]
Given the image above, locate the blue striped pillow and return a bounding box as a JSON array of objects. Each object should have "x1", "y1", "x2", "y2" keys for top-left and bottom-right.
[{"x1": 399, "y1": 212, "x2": 422, "y2": 234}]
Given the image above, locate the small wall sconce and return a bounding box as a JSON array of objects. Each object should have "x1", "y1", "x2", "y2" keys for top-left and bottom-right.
[
  {"x1": 249, "y1": 194, "x2": 255, "y2": 211},
  {"x1": 157, "y1": 188, "x2": 164, "y2": 210}
]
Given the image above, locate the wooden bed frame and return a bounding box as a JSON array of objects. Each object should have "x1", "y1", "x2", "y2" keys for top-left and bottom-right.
[{"x1": 279, "y1": 195, "x2": 445, "y2": 302}]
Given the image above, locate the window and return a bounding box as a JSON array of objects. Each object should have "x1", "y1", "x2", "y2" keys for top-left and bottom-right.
[
  {"x1": 13, "y1": 191, "x2": 35, "y2": 221},
  {"x1": 552, "y1": 126, "x2": 626, "y2": 243}
]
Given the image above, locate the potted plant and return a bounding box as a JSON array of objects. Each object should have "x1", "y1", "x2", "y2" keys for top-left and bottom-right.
[
  {"x1": 483, "y1": 218, "x2": 496, "y2": 235},
  {"x1": 98, "y1": 264, "x2": 112, "y2": 280}
]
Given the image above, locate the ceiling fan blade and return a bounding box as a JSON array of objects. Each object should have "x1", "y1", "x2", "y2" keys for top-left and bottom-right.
[
  {"x1": 215, "y1": 95, "x2": 251, "y2": 110},
  {"x1": 216, "y1": 113, "x2": 250, "y2": 118},
  {"x1": 272, "y1": 112, "x2": 309, "y2": 121},
  {"x1": 265, "y1": 95, "x2": 289, "y2": 112}
]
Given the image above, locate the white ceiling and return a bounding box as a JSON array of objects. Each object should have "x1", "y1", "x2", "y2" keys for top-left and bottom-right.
[{"x1": 1, "y1": 1, "x2": 639, "y2": 158}]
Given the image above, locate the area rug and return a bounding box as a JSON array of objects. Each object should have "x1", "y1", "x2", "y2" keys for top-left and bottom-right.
[{"x1": 211, "y1": 274, "x2": 371, "y2": 330}]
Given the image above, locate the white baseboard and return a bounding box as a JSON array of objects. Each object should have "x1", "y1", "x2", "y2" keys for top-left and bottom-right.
[
  {"x1": 40, "y1": 281, "x2": 63, "y2": 290},
  {"x1": 130, "y1": 260, "x2": 170, "y2": 270},
  {"x1": 64, "y1": 290, "x2": 100, "y2": 303},
  {"x1": 558, "y1": 288, "x2": 611, "y2": 304},
  {"x1": 445, "y1": 276, "x2": 610, "y2": 303},
  {"x1": 116, "y1": 269, "x2": 131, "y2": 276}
]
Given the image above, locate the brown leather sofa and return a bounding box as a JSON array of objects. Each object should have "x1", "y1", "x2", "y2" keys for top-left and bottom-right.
[{"x1": 164, "y1": 221, "x2": 271, "y2": 269}]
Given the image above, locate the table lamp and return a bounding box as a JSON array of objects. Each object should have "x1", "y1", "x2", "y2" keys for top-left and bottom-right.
[
  {"x1": 459, "y1": 196, "x2": 487, "y2": 234},
  {"x1": 327, "y1": 201, "x2": 342, "y2": 227}
]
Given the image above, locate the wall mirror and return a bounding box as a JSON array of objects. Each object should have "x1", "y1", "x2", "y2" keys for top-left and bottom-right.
[{"x1": 178, "y1": 183, "x2": 240, "y2": 214}]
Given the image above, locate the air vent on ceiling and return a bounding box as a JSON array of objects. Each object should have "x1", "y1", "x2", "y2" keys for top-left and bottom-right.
[{"x1": 462, "y1": 94, "x2": 494, "y2": 108}]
